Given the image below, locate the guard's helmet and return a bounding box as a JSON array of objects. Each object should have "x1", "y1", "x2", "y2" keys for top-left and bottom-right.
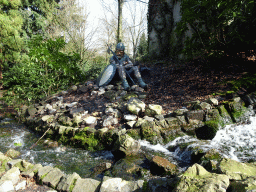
[{"x1": 116, "y1": 42, "x2": 125, "y2": 51}]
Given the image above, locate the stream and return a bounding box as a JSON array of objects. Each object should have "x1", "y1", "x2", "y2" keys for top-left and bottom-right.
[{"x1": 1, "y1": 115, "x2": 256, "y2": 178}]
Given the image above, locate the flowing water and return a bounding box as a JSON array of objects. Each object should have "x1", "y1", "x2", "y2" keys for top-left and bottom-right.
[
  {"x1": 1, "y1": 116, "x2": 256, "y2": 178},
  {"x1": 0, "y1": 118, "x2": 114, "y2": 178},
  {"x1": 140, "y1": 115, "x2": 256, "y2": 169}
]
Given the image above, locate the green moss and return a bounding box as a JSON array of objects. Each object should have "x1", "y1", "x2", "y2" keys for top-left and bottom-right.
[
  {"x1": 142, "y1": 180, "x2": 149, "y2": 192},
  {"x1": 69, "y1": 178, "x2": 77, "y2": 192},
  {"x1": 127, "y1": 129, "x2": 141, "y2": 140},
  {"x1": 122, "y1": 92, "x2": 138, "y2": 101},
  {"x1": 73, "y1": 132, "x2": 99, "y2": 151}
]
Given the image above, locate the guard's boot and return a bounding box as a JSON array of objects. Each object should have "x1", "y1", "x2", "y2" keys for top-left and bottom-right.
[
  {"x1": 137, "y1": 78, "x2": 148, "y2": 90},
  {"x1": 122, "y1": 79, "x2": 130, "y2": 90}
]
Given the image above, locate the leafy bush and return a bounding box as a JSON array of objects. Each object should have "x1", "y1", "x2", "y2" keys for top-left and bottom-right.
[
  {"x1": 176, "y1": 0, "x2": 255, "y2": 59},
  {"x1": 3, "y1": 35, "x2": 85, "y2": 105}
]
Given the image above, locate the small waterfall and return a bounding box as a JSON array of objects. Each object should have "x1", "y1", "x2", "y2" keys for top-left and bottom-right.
[{"x1": 140, "y1": 116, "x2": 256, "y2": 165}]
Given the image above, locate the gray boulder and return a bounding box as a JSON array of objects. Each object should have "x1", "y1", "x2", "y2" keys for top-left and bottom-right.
[
  {"x1": 72, "y1": 178, "x2": 101, "y2": 192},
  {"x1": 174, "y1": 164, "x2": 229, "y2": 192},
  {"x1": 112, "y1": 134, "x2": 140, "y2": 159},
  {"x1": 100, "y1": 177, "x2": 144, "y2": 192},
  {"x1": 127, "y1": 98, "x2": 145, "y2": 115}
]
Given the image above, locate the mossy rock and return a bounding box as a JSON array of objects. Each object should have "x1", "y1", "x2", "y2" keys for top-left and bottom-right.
[
  {"x1": 141, "y1": 121, "x2": 163, "y2": 144},
  {"x1": 229, "y1": 176, "x2": 256, "y2": 192},
  {"x1": 174, "y1": 164, "x2": 230, "y2": 192},
  {"x1": 126, "y1": 129, "x2": 141, "y2": 140},
  {"x1": 95, "y1": 129, "x2": 118, "y2": 150},
  {"x1": 195, "y1": 119, "x2": 221, "y2": 140},
  {"x1": 58, "y1": 116, "x2": 73, "y2": 126},
  {"x1": 111, "y1": 155, "x2": 145, "y2": 180},
  {"x1": 122, "y1": 92, "x2": 138, "y2": 101},
  {"x1": 198, "y1": 149, "x2": 222, "y2": 172},
  {"x1": 73, "y1": 130, "x2": 99, "y2": 151},
  {"x1": 224, "y1": 97, "x2": 249, "y2": 123},
  {"x1": 104, "y1": 90, "x2": 119, "y2": 101}
]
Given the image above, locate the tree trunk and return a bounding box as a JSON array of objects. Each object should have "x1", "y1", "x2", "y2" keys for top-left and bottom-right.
[{"x1": 117, "y1": 0, "x2": 124, "y2": 43}]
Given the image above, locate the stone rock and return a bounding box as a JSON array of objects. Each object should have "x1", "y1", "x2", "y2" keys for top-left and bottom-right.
[
  {"x1": 199, "y1": 102, "x2": 212, "y2": 110},
  {"x1": 134, "y1": 118, "x2": 146, "y2": 128},
  {"x1": 184, "y1": 100, "x2": 200, "y2": 110},
  {"x1": 37, "y1": 166, "x2": 54, "y2": 181},
  {"x1": 72, "y1": 178, "x2": 101, "y2": 192},
  {"x1": 135, "y1": 86, "x2": 144, "y2": 92},
  {"x1": 217, "y1": 158, "x2": 256, "y2": 180},
  {"x1": 0, "y1": 167, "x2": 20, "y2": 185},
  {"x1": 127, "y1": 98, "x2": 145, "y2": 115},
  {"x1": 126, "y1": 121, "x2": 136, "y2": 128},
  {"x1": 147, "y1": 177, "x2": 177, "y2": 192},
  {"x1": 104, "y1": 90, "x2": 119, "y2": 101},
  {"x1": 173, "y1": 108, "x2": 188, "y2": 116},
  {"x1": 21, "y1": 164, "x2": 42, "y2": 178},
  {"x1": 27, "y1": 106, "x2": 37, "y2": 117},
  {"x1": 98, "y1": 87, "x2": 106, "y2": 96},
  {"x1": 69, "y1": 85, "x2": 78, "y2": 92},
  {"x1": 91, "y1": 162, "x2": 112, "y2": 177},
  {"x1": 15, "y1": 180, "x2": 27, "y2": 191},
  {"x1": 229, "y1": 176, "x2": 256, "y2": 192},
  {"x1": 143, "y1": 116, "x2": 155, "y2": 122},
  {"x1": 103, "y1": 116, "x2": 118, "y2": 127},
  {"x1": 0, "y1": 180, "x2": 14, "y2": 192},
  {"x1": 195, "y1": 121, "x2": 220, "y2": 140},
  {"x1": 58, "y1": 116, "x2": 73, "y2": 126},
  {"x1": 105, "y1": 85, "x2": 114, "y2": 90},
  {"x1": 145, "y1": 104, "x2": 162, "y2": 116},
  {"x1": 112, "y1": 134, "x2": 140, "y2": 159},
  {"x1": 70, "y1": 107, "x2": 85, "y2": 117},
  {"x1": 174, "y1": 164, "x2": 229, "y2": 192},
  {"x1": 217, "y1": 105, "x2": 233, "y2": 125},
  {"x1": 105, "y1": 108, "x2": 121, "y2": 118},
  {"x1": 150, "y1": 156, "x2": 177, "y2": 176},
  {"x1": 83, "y1": 116, "x2": 97, "y2": 125},
  {"x1": 42, "y1": 168, "x2": 65, "y2": 188},
  {"x1": 73, "y1": 115, "x2": 83, "y2": 126},
  {"x1": 66, "y1": 102, "x2": 78, "y2": 109},
  {"x1": 7, "y1": 159, "x2": 22, "y2": 169},
  {"x1": 57, "y1": 172, "x2": 81, "y2": 192},
  {"x1": 42, "y1": 115, "x2": 54, "y2": 124},
  {"x1": 206, "y1": 98, "x2": 219, "y2": 106},
  {"x1": 123, "y1": 114, "x2": 137, "y2": 121},
  {"x1": 225, "y1": 97, "x2": 250, "y2": 123},
  {"x1": 185, "y1": 110, "x2": 205, "y2": 122},
  {"x1": 141, "y1": 120, "x2": 162, "y2": 144},
  {"x1": 100, "y1": 177, "x2": 144, "y2": 192},
  {"x1": 77, "y1": 85, "x2": 88, "y2": 93},
  {"x1": 5, "y1": 149, "x2": 21, "y2": 159}
]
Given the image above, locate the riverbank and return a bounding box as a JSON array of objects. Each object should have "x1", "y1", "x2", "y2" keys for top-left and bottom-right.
[
  {"x1": 1, "y1": 58, "x2": 256, "y2": 191},
  {"x1": 1, "y1": 146, "x2": 256, "y2": 191}
]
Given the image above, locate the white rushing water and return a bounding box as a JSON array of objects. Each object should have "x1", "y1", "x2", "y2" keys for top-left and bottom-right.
[{"x1": 140, "y1": 116, "x2": 256, "y2": 163}]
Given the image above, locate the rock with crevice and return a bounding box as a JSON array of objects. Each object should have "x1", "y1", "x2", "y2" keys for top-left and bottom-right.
[
  {"x1": 174, "y1": 164, "x2": 230, "y2": 192},
  {"x1": 72, "y1": 178, "x2": 101, "y2": 192},
  {"x1": 150, "y1": 156, "x2": 177, "y2": 176}
]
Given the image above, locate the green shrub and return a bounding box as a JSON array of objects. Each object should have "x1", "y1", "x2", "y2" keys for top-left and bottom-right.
[{"x1": 3, "y1": 35, "x2": 85, "y2": 105}]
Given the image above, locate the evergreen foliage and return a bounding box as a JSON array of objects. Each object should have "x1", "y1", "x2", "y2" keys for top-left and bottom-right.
[
  {"x1": 0, "y1": 0, "x2": 106, "y2": 106},
  {"x1": 176, "y1": 0, "x2": 256, "y2": 59},
  {"x1": 3, "y1": 35, "x2": 85, "y2": 104},
  {"x1": 136, "y1": 32, "x2": 148, "y2": 61}
]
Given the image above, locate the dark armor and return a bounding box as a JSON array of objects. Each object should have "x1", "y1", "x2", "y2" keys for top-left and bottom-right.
[{"x1": 110, "y1": 43, "x2": 147, "y2": 90}]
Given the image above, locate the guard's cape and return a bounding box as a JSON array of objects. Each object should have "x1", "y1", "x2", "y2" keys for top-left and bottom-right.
[{"x1": 96, "y1": 63, "x2": 117, "y2": 87}]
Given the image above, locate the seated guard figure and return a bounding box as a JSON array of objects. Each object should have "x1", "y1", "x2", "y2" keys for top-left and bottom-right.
[{"x1": 110, "y1": 42, "x2": 147, "y2": 90}]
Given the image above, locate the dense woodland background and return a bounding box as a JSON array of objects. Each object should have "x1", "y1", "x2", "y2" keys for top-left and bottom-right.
[{"x1": 0, "y1": 0, "x2": 256, "y2": 108}]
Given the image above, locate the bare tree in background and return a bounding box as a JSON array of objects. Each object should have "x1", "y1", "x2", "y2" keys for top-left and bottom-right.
[
  {"x1": 123, "y1": 0, "x2": 147, "y2": 60},
  {"x1": 100, "y1": 0, "x2": 148, "y2": 58},
  {"x1": 48, "y1": 0, "x2": 97, "y2": 64}
]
